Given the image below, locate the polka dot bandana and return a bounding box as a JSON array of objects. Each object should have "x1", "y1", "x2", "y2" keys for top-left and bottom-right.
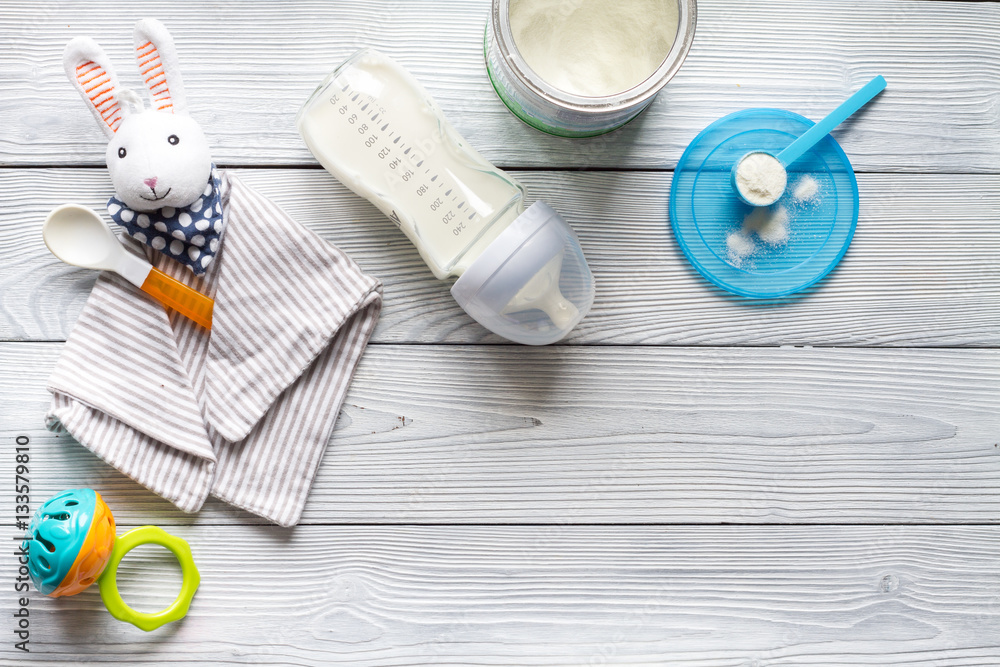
[{"x1": 107, "y1": 165, "x2": 224, "y2": 275}]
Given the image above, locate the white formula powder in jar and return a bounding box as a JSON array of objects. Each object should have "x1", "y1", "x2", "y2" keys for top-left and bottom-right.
[{"x1": 509, "y1": 0, "x2": 680, "y2": 97}]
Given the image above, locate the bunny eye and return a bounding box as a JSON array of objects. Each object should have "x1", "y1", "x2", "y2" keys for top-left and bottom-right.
[
  {"x1": 167, "y1": 135, "x2": 179, "y2": 145},
  {"x1": 117, "y1": 147, "x2": 127, "y2": 159}
]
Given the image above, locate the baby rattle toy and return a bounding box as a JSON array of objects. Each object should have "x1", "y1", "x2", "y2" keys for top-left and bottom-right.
[{"x1": 21, "y1": 489, "x2": 199, "y2": 632}]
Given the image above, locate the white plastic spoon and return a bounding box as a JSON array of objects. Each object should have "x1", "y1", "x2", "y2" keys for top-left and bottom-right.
[
  {"x1": 732, "y1": 75, "x2": 887, "y2": 206},
  {"x1": 43, "y1": 204, "x2": 214, "y2": 329}
]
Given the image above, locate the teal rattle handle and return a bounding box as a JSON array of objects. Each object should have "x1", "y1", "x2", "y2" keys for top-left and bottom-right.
[
  {"x1": 98, "y1": 526, "x2": 200, "y2": 632},
  {"x1": 777, "y1": 75, "x2": 887, "y2": 167}
]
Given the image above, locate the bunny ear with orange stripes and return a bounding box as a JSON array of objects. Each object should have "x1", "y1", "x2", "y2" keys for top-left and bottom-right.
[
  {"x1": 63, "y1": 37, "x2": 129, "y2": 139},
  {"x1": 133, "y1": 18, "x2": 187, "y2": 114}
]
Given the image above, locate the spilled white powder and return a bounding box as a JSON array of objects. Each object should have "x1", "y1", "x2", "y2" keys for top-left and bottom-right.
[
  {"x1": 726, "y1": 230, "x2": 756, "y2": 267},
  {"x1": 744, "y1": 206, "x2": 790, "y2": 245},
  {"x1": 509, "y1": 0, "x2": 679, "y2": 97},
  {"x1": 792, "y1": 175, "x2": 820, "y2": 203},
  {"x1": 735, "y1": 152, "x2": 787, "y2": 206},
  {"x1": 726, "y1": 206, "x2": 791, "y2": 266},
  {"x1": 725, "y1": 174, "x2": 824, "y2": 267}
]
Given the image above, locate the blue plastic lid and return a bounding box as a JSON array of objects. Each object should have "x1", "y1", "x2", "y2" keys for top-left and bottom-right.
[{"x1": 669, "y1": 108, "x2": 860, "y2": 298}]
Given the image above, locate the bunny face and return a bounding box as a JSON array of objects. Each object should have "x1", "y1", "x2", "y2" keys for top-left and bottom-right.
[
  {"x1": 65, "y1": 19, "x2": 213, "y2": 212},
  {"x1": 106, "y1": 110, "x2": 211, "y2": 212}
]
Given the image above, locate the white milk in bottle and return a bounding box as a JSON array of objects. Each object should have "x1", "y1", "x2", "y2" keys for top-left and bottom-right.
[{"x1": 297, "y1": 49, "x2": 595, "y2": 345}]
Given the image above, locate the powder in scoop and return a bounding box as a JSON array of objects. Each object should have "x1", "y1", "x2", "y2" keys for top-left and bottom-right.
[
  {"x1": 735, "y1": 152, "x2": 787, "y2": 206},
  {"x1": 509, "y1": 0, "x2": 679, "y2": 98}
]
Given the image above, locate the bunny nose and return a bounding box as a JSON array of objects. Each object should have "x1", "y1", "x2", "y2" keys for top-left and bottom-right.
[{"x1": 144, "y1": 177, "x2": 158, "y2": 189}]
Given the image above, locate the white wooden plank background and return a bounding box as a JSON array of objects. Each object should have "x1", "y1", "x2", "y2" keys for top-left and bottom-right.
[
  {"x1": 13, "y1": 525, "x2": 1000, "y2": 666},
  {"x1": 3, "y1": 343, "x2": 999, "y2": 525},
  {"x1": 2, "y1": 0, "x2": 998, "y2": 664},
  {"x1": 2, "y1": 169, "x2": 998, "y2": 345},
  {"x1": 0, "y1": 0, "x2": 998, "y2": 171}
]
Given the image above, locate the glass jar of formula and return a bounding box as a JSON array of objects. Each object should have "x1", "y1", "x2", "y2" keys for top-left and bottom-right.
[{"x1": 485, "y1": 0, "x2": 697, "y2": 137}]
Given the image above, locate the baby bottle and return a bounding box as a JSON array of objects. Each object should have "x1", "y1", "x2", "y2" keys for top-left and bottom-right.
[{"x1": 297, "y1": 49, "x2": 595, "y2": 345}]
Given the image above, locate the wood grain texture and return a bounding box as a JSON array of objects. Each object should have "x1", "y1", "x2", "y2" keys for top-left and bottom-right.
[
  {"x1": 3, "y1": 524, "x2": 999, "y2": 665},
  {"x1": 1, "y1": 0, "x2": 998, "y2": 170},
  {"x1": 3, "y1": 1, "x2": 998, "y2": 663},
  {"x1": 2, "y1": 168, "x2": 997, "y2": 345},
  {"x1": 3, "y1": 343, "x2": 997, "y2": 525}
]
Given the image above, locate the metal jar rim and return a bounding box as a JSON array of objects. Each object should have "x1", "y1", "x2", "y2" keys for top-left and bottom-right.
[{"x1": 491, "y1": 0, "x2": 697, "y2": 114}]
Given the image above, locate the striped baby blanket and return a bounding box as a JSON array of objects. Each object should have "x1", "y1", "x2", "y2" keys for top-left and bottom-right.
[{"x1": 45, "y1": 172, "x2": 382, "y2": 526}]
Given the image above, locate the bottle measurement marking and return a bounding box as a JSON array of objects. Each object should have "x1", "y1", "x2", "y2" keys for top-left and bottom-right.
[{"x1": 331, "y1": 81, "x2": 479, "y2": 238}]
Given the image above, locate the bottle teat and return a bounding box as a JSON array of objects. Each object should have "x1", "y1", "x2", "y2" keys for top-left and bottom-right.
[
  {"x1": 501, "y1": 253, "x2": 580, "y2": 329},
  {"x1": 451, "y1": 202, "x2": 595, "y2": 345}
]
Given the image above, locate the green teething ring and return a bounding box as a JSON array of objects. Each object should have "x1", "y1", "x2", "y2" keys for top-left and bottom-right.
[{"x1": 97, "y1": 526, "x2": 200, "y2": 632}]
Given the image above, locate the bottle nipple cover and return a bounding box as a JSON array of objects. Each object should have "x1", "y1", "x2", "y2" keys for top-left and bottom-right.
[{"x1": 502, "y1": 253, "x2": 579, "y2": 329}]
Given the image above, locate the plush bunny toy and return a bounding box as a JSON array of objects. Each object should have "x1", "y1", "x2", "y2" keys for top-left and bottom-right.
[{"x1": 64, "y1": 19, "x2": 221, "y2": 273}]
